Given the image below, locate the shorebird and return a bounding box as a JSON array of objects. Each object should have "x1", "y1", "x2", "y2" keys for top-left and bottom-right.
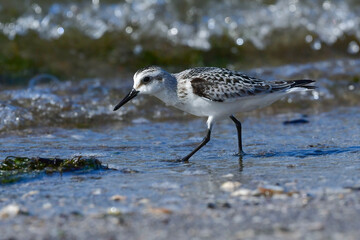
[{"x1": 113, "y1": 66, "x2": 315, "y2": 162}]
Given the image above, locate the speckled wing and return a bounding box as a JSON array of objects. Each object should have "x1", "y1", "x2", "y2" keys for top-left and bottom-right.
[{"x1": 186, "y1": 67, "x2": 313, "y2": 102}]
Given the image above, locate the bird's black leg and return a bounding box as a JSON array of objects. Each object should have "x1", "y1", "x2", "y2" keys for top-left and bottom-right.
[
  {"x1": 181, "y1": 129, "x2": 211, "y2": 162},
  {"x1": 230, "y1": 115, "x2": 245, "y2": 155},
  {"x1": 181, "y1": 116, "x2": 214, "y2": 162}
]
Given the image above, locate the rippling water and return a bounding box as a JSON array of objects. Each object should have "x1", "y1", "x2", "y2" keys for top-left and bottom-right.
[{"x1": 0, "y1": 58, "x2": 359, "y2": 133}]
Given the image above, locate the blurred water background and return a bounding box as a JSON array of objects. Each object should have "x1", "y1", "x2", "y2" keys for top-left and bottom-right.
[{"x1": 1, "y1": 0, "x2": 360, "y2": 81}]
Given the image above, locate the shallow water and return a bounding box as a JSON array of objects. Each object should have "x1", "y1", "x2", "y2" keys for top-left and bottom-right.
[
  {"x1": 0, "y1": 106, "x2": 359, "y2": 223},
  {"x1": 0, "y1": 58, "x2": 359, "y2": 133}
]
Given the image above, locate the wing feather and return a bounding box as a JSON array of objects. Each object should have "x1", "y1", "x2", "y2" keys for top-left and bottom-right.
[{"x1": 184, "y1": 67, "x2": 314, "y2": 102}]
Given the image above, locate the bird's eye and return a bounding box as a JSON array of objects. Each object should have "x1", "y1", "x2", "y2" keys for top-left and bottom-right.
[{"x1": 143, "y1": 76, "x2": 151, "y2": 83}]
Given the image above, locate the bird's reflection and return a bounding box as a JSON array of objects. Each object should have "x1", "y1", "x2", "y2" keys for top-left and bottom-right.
[{"x1": 238, "y1": 155, "x2": 244, "y2": 172}]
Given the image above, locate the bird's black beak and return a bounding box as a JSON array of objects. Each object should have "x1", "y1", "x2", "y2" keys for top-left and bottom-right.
[{"x1": 113, "y1": 88, "x2": 139, "y2": 111}]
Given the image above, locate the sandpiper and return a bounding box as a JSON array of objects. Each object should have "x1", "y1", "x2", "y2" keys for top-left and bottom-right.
[{"x1": 114, "y1": 66, "x2": 315, "y2": 162}]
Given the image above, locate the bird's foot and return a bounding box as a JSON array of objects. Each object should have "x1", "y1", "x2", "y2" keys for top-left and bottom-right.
[
  {"x1": 179, "y1": 157, "x2": 190, "y2": 163},
  {"x1": 234, "y1": 150, "x2": 246, "y2": 156}
]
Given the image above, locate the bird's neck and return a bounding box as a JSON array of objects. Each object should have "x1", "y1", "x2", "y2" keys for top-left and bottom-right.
[{"x1": 153, "y1": 74, "x2": 178, "y2": 106}]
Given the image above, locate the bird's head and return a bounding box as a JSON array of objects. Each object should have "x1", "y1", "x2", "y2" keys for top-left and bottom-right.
[{"x1": 113, "y1": 66, "x2": 172, "y2": 111}]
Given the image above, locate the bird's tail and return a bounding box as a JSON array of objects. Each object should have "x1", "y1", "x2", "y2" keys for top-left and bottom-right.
[{"x1": 290, "y1": 79, "x2": 316, "y2": 90}]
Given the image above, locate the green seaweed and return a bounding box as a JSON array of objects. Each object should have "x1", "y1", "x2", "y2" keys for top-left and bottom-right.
[
  {"x1": 0, "y1": 156, "x2": 109, "y2": 184},
  {"x1": 352, "y1": 76, "x2": 359, "y2": 83}
]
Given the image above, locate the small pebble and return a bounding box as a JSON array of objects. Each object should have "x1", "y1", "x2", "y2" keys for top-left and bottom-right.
[
  {"x1": 107, "y1": 207, "x2": 122, "y2": 216},
  {"x1": 222, "y1": 202, "x2": 231, "y2": 208},
  {"x1": 231, "y1": 188, "x2": 253, "y2": 197},
  {"x1": 283, "y1": 119, "x2": 309, "y2": 125},
  {"x1": 258, "y1": 185, "x2": 285, "y2": 196},
  {"x1": 0, "y1": 204, "x2": 26, "y2": 219},
  {"x1": 92, "y1": 188, "x2": 102, "y2": 195},
  {"x1": 220, "y1": 181, "x2": 241, "y2": 192},
  {"x1": 222, "y1": 173, "x2": 234, "y2": 178},
  {"x1": 207, "y1": 203, "x2": 216, "y2": 209},
  {"x1": 343, "y1": 185, "x2": 360, "y2": 191},
  {"x1": 137, "y1": 198, "x2": 150, "y2": 205},
  {"x1": 21, "y1": 190, "x2": 39, "y2": 199},
  {"x1": 110, "y1": 195, "x2": 127, "y2": 201},
  {"x1": 42, "y1": 203, "x2": 52, "y2": 209},
  {"x1": 147, "y1": 207, "x2": 173, "y2": 215}
]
